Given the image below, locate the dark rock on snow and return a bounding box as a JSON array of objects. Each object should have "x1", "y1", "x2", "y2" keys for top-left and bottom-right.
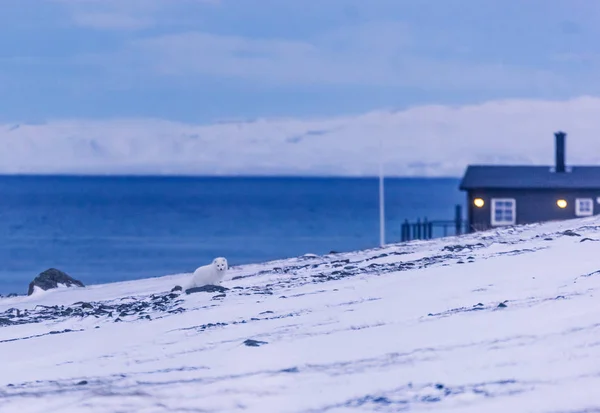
[
  {"x1": 171, "y1": 285, "x2": 183, "y2": 292},
  {"x1": 1, "y1": 288, "x2": 185, "y2": 327},
  {"x1": 28, "y1": 268, "x2": 84, "y2": 296},
  {"x1": 73, "y1": 301, "x2": 93, "y2": 309},
  {"x1": 561, "y1": 230, "x2": 581, "y2": 237},
  {"x1": 243, "y1": 339, "x2": 268, "y2": 347},
  {"x1": 186, "y1": 285, "x2": 229, "y2": 295}
]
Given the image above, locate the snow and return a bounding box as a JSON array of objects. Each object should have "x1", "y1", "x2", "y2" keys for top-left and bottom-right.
[
  {"x1": 2, "y1": 217, "x2": 600, "y2": 411},
  {"x1": 4, "y1": 96, "x2": 600, "y2": 177}
]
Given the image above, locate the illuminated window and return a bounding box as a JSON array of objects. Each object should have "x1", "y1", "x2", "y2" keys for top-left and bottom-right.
[
  {"x1": 473, "y1": 198, "x2": 484, "y2": 208},
  {"x1": 576, "y1": 198, "x2": 593, "y2": 216},
  {"x1": 491, "y1": 198, "x2": 516, "y2": 226},
  {"x1": 556, "y1": 199, "x2": 568, "y2": 209}
]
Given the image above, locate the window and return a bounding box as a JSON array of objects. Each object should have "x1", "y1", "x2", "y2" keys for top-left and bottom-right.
[
  {"x1": 491, "y1": 198, "x2": 516, "y2": 226},
  {"x1": 576, "y1": 198, "x2": 594, "y2": 216}
]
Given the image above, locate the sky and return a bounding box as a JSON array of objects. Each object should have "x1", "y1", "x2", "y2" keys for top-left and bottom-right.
[{"x1": 2, "y1": 0, "x2": 600, "y2": 176}]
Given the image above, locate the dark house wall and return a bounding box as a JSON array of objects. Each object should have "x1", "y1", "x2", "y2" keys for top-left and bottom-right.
[{"x1": 467, "y1": 189, "x2": 600, "y2": 231}]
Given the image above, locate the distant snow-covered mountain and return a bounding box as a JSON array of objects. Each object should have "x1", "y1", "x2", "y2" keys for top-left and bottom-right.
[{"x1": 3, "y1": 96, "x2": 600, "y2": 176}]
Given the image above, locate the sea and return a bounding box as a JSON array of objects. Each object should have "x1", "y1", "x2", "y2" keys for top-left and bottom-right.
[{"x1": 0, "y1": 176, "x2": 464, "y2": 294}]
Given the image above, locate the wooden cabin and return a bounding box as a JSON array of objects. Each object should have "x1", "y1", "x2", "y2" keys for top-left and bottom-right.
[{"x1": 459, "y1": 131, "x2": 600, "y2": 231}]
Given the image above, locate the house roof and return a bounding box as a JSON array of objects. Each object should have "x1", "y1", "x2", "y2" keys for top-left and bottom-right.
[{"x1": 459, "y1": 165, "x2": 600, "y2": 190}]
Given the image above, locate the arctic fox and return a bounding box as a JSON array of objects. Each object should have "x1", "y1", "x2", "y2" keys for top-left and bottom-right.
[{"x1": 185, "y1": 257, "x2": 228, "y2": 290}]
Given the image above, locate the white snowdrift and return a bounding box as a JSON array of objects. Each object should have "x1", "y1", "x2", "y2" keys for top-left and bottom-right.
[{"x1": 1, "y1": 217, "x2": 600, "y2": 412}]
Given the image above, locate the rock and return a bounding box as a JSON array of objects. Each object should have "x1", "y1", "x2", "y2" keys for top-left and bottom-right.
[
  {"x1": 281, "y1": 367, "x2": 299, "y2": 373},
  {"x1": 243, "y1": 339, "x2": 268, "y2": 347},
  {"x1": 76, "y1": 380, "x2": 88, "y2": 386},
  {"x1": 442, "y1": 245, "x2": 464, "y2": 252},
  {"x1": 73, "y1": 302, "x2": 93, "y2": 309},
  {"x1": 28, "y1": 268, "x2": 84, "y2": 296},
  {"x1": 561, "y1": 230, "x2": 581, "y2": 237},
  {"x1": 185, "y1": 285, "x2": 229, "y2": 294},
  {"x1": 7, "y1": 293, "x2": 18, "y2": 298},
  {"x1": 171, "y1": 285, "x2": 183, "y2": 292},
  {"x1": 497, "y1": 302, "x2": 508, "y2": 308}
]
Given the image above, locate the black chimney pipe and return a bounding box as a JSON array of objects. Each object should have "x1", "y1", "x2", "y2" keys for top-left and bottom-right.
[{"x1": 555, "y1": 131, "x2": 566, "y2": 173}]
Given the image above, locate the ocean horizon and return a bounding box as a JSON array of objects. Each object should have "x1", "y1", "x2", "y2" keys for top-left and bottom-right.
[{"x1": 0, "y1": 175, "x2": 465, "y2": 294}]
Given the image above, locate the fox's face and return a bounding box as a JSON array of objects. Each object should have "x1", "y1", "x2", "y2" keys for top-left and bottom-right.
[{"x1": 213, "y1": 257, "x2": 228, "y2": 271}]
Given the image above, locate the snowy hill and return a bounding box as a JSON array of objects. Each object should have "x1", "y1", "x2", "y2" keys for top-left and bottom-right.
[
  {"x1": 2, "y1": 217, "x2": 600, "y2": 412},
  {"x1": 4, "y1": 96, "x2": 600, "y2": 177}
]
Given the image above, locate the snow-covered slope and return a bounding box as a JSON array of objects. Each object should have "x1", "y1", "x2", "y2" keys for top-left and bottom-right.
[{"x1": 2, "y1": 217, "x2": 600, "y2": 412}]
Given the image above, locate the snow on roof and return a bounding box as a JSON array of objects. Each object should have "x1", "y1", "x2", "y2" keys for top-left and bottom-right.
[{"x1": 460, "y1": 165, "x2": 600, "y2": 190}]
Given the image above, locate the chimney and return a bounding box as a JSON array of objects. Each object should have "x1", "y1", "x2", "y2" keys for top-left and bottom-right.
[{"x1": 555, "y1": 131, "x2": 566, "y2": 173}]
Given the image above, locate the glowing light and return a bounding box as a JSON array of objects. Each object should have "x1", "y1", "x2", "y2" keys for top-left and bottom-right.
[
  {"x1": 473, "y1": 198, "x2": 485, "y2": 208},
  {"x1": 557, "y1": 199, "x2": 567, "y2": 208}
]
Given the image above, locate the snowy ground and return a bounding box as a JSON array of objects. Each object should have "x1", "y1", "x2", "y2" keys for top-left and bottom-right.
[{"x1": 2, "y1": 218, "x2": 600, "y2": 412}]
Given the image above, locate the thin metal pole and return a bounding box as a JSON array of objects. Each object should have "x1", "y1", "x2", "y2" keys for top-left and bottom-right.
[{"x1": 379, "y1": 137, "x2": 385, "y2": 247}]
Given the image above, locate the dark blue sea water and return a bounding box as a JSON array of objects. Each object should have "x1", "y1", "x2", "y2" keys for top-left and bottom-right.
[{"x1": 0, "y1": 176, "x2": 464, "y2": 294}]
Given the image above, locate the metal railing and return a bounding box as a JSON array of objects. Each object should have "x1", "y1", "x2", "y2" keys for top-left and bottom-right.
[
  {"x1": 400, "y1": 204, "x2": 469, "y2": 242},
  {"x1": 400, "y1": 218, "x2": 470, "y2": 241}
]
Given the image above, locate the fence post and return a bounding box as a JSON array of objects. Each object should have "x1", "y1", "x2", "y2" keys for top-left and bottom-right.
[
  {"x1": 401, "y1": 220, "x2": 409, "y2": 241},
  {"x1": 455, "y1": 204, "x2": 462, "y2": 235},
  {"x1": 401, "y1": 221, "x2": 404, "y2": 242}
]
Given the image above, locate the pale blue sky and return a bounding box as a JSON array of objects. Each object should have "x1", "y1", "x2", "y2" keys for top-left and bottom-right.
[{"x1": 1, "y1": 0, "x2": 599, "y2": 123}]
